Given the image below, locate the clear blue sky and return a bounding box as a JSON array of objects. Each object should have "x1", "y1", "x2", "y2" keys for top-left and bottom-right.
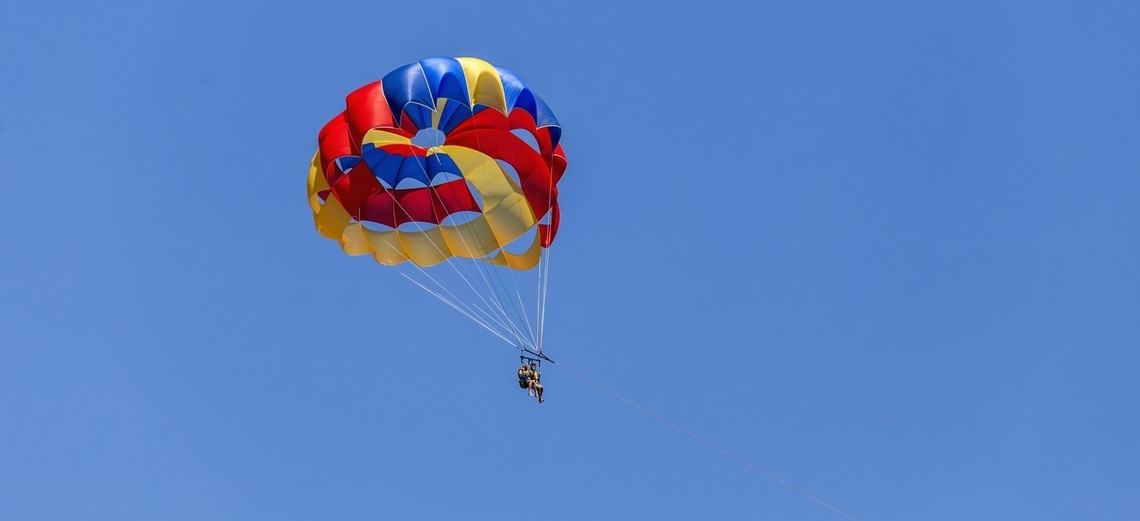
[{"x1": 2, "y1": 1, "x2": 1138, "y2": 520}]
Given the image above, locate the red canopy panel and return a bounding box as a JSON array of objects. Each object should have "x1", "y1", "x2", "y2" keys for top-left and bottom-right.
[
  {"x1": 446, "y1": 127, "x2": 554, "y2": 220},
  {"x1": 359, "y1": 190, "x2": 395, "y2": 227},
  {"x1": 539, "y1": 197, "x2": 560, "y2": 247},
  {"x1": 318, "y1": 113, "x2": 353, "y2": 173},
  {"x1": 551, "y1": 143, "x2": 567, "y2": 184},
  {"x1": 432, "y1": 177, "x2": 482, "y2": 217},
  {"x1": 446, "y1": 107, "x2": 512, "y2": 137},
  {"x1": 344, "y1": 81, "x2": 399, "y2": 155},
  {"x1": 329, "y1": 161, "x2": 382, "y2": 216},
  {"x1": 359, "y1": 179, "x2": 481, "y2": 228},
  {"x1": 393, "y1": 187, "x2": 434, "y2": 224}
]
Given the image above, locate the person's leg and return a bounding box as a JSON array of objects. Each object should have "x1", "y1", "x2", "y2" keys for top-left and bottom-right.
[{"x1": 535, "y1": 384, "x2": 544, "y2": 403}]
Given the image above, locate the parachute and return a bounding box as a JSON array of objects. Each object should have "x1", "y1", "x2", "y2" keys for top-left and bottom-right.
[{"x1": 307, "y1": 57, "x2": 567, "y2": 354}]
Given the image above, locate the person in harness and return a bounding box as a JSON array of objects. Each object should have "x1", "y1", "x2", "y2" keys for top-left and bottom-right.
[
  {"x1": 528, "y1": 362, "x2": 544, "y2": 404},
  {"x1": 516, "y1": 358, "x2": 545, "y2": 404},
  {"x1": 518, "y1": 360, "x2": 534, "y2": 397}
]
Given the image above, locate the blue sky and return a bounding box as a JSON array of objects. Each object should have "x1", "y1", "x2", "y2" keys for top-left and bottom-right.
[{"x1": 2, "y1": 1, "x2": 1138, "y2": 520}]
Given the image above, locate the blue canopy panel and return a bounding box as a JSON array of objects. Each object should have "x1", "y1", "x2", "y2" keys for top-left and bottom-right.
[
  {"x1": 497, "y1": 66, "x2": 560, "y2": 147},
  {"x1": 401, "y1": 103, "x2": 435, "y2": 131},
  {"x1": 419, "y1": 57, "x2": 471, "y2": 107},
  {"x1": 426, "y1": 153, "x2": 461, "y2": 181},
  {"x1": 497, "y1": 66, "x2": 532, "y2": 114},
  {"x1": 361, "y1": 144, "x2": 463, "y2": 188},
  {"x1": 381, "y1": 63, "x2": 435, "y2": 127},
  {"x1": 438, "y1": 101, "x2": 473, "y2": 135},
  {"x1": 334, "y1": 156, "x2": 361, "y2": 172}
]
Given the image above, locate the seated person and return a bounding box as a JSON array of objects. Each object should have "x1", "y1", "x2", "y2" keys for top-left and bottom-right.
[
  {"x1": 518, "y1": 361, "x2": 533, "y2": 396},
  {"x1": 528, "y1": 362, "x2": 544, "y2": 404}
]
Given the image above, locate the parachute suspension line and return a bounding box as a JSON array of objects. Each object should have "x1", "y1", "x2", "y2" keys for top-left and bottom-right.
[
  {"x1": 496, "y1": 252, "x2": 536, "y2": 348},
  {"x1": 534, "y1": 250, "x2": 545, "y2": 352},
  {"x1": 549, "y1": 361, "x2": 863, "y2": 521},
  {"x1": 466, "y1": 110, "x2": 537, "y2": 346},
  {"x1": 388, "y1": 234, "x2": 521, "y2": 346},
  {"x1": 451, "y1": 242, "x2": 531, "y2": 348},
  {"x1": 496, "y1": 249, "x2": 537, "y2": 347},
  {"x1": 411, "y1": 156, "x2": 519, "y2": 336},
  {"x1": 542, "y1": 260, "x2": 551, "y2": 349},
  {"x1": 474, "y1": 261, "x2": 535, "y2": 350},
  {"x1": 476, "y1": 222, "x2": 533, "y2": 347},
  {"x1": 439, "y1": 221, "x2": 532, "y2": 348},
  {"x1": 383, "y1": 181, "x2": 530, "y2": 350},
  {"x1": 535, "y1": 134, "x2": 558, "y2": 353},
  {"x1": 411, "y1": 150, "x2": 534, "y2": 348},
  {"x1": 379, "y1": 236, "x2": 516, "y2": 337},
  {"x1": 537, "y1": 245, "x2": 553, "y2": 351},
  {"x1": 375, "y1": 234, "x2": 522, "y2": 347},
  {"x1": 515, "y1": 286, "x2": 536, "y2": 348},
  {"x1": 398, "y1": 273, "x2": 518, "y2": 347},
  {"x1": 497, "y1": 257, "x2": 538, "y2": 347},
  {"x1": 533, "y1": 252, "x2": 545, "y2": 351}
]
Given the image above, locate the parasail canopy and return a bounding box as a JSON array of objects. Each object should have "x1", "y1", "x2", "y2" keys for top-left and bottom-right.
[
  {"x1": 306, "y1": 57, "x2": 567, "y2": 353},
  {"x1": 308, "y1": 57, "x2": 567, "y2": 270}
]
